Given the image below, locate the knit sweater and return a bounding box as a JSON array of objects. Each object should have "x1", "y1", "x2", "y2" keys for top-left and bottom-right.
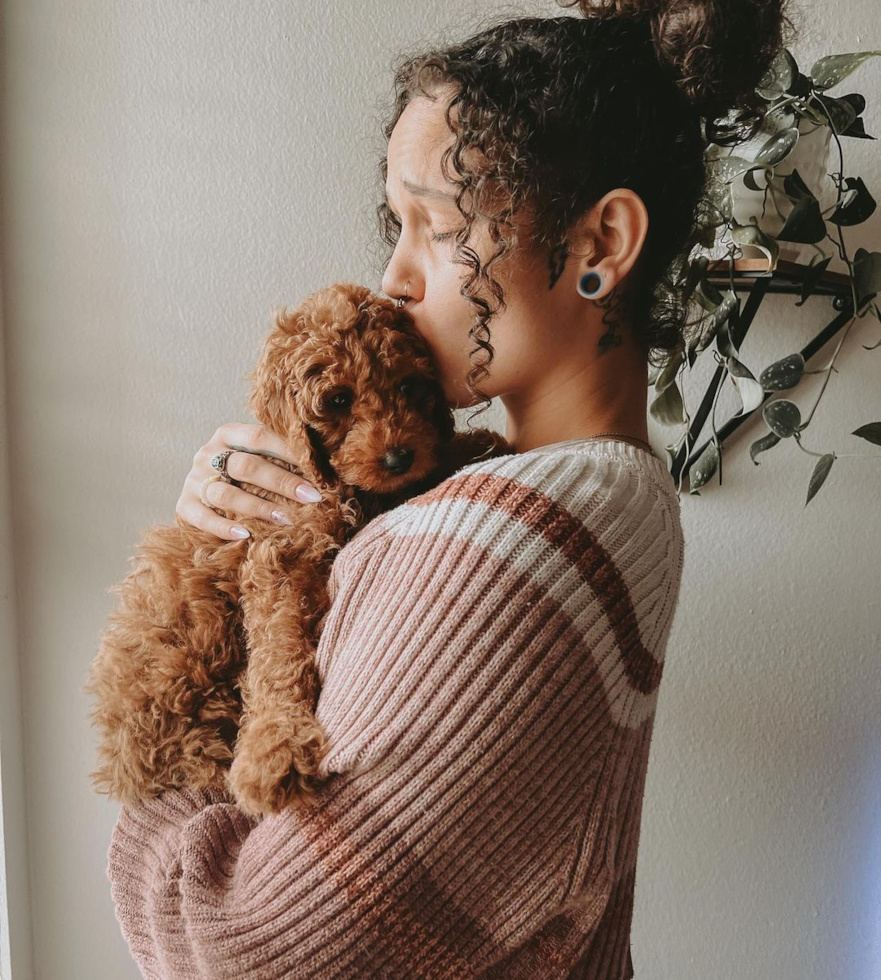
[{"x1": 106, "y1": 438, "x2": 685, "y2": 980}]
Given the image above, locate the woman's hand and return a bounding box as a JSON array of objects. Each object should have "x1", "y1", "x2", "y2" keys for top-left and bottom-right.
[{"x1": 175, "y1": 423, "x2": 324, "y2": 540}]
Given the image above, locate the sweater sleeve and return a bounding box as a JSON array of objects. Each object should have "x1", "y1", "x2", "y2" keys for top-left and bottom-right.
[{"x1": 107, "y1": 458, "x2": 679, "y2": 980}]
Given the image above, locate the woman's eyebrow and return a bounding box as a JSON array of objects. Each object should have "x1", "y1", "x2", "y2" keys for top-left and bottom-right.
[{"x1": 387, "y1": 177, "x2": 459, "y2": 209}]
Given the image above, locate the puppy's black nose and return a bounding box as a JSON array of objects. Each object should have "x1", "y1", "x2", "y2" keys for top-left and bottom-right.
[{"x1": 381, "y1": 446, "x2": 414, "y2": 474}]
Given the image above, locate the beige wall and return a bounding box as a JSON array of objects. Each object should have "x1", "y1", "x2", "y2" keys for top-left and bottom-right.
[{"x1": 0, "y1": 2, "x2": 879, "y2": 978}]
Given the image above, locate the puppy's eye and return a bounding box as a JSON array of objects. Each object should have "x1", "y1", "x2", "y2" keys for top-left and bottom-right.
[
  {"x1": 322, "y1": 388, "x2": 354, "y2": 412},
  {"x1": 399, "y1": 376, "x2": 429, "y2": 398}
]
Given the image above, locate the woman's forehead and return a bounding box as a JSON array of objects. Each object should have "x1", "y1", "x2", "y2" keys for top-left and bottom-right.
[{"x1": 388, "y1": 94, "x2": 458, "y2": 162}]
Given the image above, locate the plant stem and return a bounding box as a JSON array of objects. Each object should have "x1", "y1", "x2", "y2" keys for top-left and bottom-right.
[
  {"x1": 674, "y1": 367, "x2": 693, "y2": 497},
  {"x1": 800, "y1": 315, "x2": 856, "y2": 428},
  {"x1": 794, "y1": 435, "x2": 881, "y2": 459},
  {"x1": 794, "y1": 93, "x2": 860, "y2": 431},
  {"x1": 709, "y1": 351, "x2": 725, "y2": 486}
]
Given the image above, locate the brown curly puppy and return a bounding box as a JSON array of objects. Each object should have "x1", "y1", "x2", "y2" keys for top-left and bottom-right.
[{"x1": 83, "y1": 281, "x2": 512, "y2": 817}]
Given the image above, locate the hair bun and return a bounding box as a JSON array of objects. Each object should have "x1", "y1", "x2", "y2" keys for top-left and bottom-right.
[{"x1": 566, "y1": 0, "x2": 796, "y2": 121}]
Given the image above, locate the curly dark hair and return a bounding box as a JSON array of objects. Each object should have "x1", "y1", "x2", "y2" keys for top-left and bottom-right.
[{"x1": 375, "y1": 0, "x2": 799, "y2": 424}]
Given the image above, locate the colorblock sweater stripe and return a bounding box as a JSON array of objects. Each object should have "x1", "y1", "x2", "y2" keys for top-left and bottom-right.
[{"x1": 106, "y1": 439, "x2": 685, "y2": 980}]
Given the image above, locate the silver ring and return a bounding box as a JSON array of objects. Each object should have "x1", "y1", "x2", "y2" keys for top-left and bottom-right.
[
  {"x1": 210, "y1": 449, "x2": 235, "y2": 479},
  {"x1": 395, "y1": 281, "x2": 411, "y2": 309}
]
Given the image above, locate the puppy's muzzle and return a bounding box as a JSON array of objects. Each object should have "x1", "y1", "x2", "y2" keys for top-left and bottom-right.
[{"x1": 380, "y1": 446, "x2": 414, "y2": 475}]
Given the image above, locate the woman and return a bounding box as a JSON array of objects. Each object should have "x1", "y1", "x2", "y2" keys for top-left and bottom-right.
[{"x1": 106, "y1": 2, "x2": 794, "y2": 977}]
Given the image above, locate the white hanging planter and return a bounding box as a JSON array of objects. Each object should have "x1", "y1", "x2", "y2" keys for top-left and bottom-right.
[{"x1": 706, "y1": 114, "x2": 835, "y2": 267}]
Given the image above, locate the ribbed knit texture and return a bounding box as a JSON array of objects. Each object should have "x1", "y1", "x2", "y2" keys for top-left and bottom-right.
[{"x1": 106, "y1": 438, "x2": 685, "y2": 980}]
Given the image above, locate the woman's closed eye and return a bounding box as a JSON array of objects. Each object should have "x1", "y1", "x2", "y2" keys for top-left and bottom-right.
[{"x1": 388, "y1": 203, "x2": 455, "y2": 240}]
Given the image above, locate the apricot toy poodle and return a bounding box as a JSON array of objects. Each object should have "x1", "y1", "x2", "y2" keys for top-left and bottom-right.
[{"x1": 83, "y1": 282, "x2": 512, "y2": 817}]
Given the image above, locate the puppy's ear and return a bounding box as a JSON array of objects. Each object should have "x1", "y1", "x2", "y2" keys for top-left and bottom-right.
[
  {"x1": 245, "y1": 309, "x2": 340, "y2": 490},
  {"x1": 287, "y1": 415, "x2": 339, "y2": 489},
  {"x1": 245, "y1": 316, "x2": 298, "y2": 438},
  {"x1": 429, "y1": 379, "x2": 457, "y2": 444}
]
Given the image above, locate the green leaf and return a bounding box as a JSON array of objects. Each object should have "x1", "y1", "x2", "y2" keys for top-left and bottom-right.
[
  {"x1": 758, "y1": 352, "x2": 806, "y2": 390},
  {"x1": 805, "y1": 453, "x2": 835, "y2": 506},
  {"x1": 763, "y1": 399, "x2": 802, "y2": 437},
  {"x1": 750, "y1": 430, "x2": 781, "y2": 465},
  {"x1": 799, "y1": 100, "x2": 830, "y2": 127},
  {"x1": 650, "y1": 380, "x2": 686, "y2": 427},
  {"x1": 813, "y1": 93, "x2": 858, "y2": 135},
  {"x1": 729, "y1": 219, "x2": 780, "y2": 271},
  {"x1": 695, "y1": 276, "x2": 725, "y2": 312},
  {"x1": 743, "y1": 165, "x2": 772, "y2": 192},
  {"x1": 841, "y1": 116, "x2": 874, "y2": 139},
  {"x1": 852, "y1": 421, "x2": 881, "y2": 446},
  {"x1": 853, "y1": 249, "x2": 881, "y2": 308},
  {"x1": 727, "y1": 356, "x2": 766, "y2": 415},
  {"x1": 781, "y1": 168, "x2": 816, "y2": 202},
  {"x1": 775, "y1": 197, "x2": 827, "y2": 244},
  {"x1": 693, "y1": 320, "x2": 719, "y2": 357},
  {"x1": 707, "y1": 155, "x2": 755, "y2": 184},
  {"x1": 795, "y1": 253, "x2": 833, "y2": 306},
  {"x1": 654, "y1": 350, "x2": 685, "y2": 395},
  {"x1": 840, "y1": 92, "x2": 867, "y2": 116},
  {"x1": 841, "y1": 92, "x2": 875, "y2": 140},
  {"x1": 829, "y1": 177, "x2": 876, "y2": 226},
  {"x1": 713, "y1": 293, "x2": 740, "y2": 358},
  {"x1": 695, "y1": 221, "x2": 720, "y2": 248},
  {"x1": 757, "y1": 47, "x2": 798, "y2": 100},
  {"x1": 682, "y1": 255, "x2": 709, "y2": 305},
  {"x1": 764, "y1": 104, "x2": 799, "y2": 133},
  {"x1": 698, "y1": 184, "x2": 731, "y2": 227},
  {"x1": 809, "y1": 52, "x2": 881, "y2": 92},
  {"x1": 754, "y1": 126, "x2": 799, "y2": 167},
  {"x1": 689, "y1": 441, "x2": 720, "y2": 492},
  {"x1": 787, "y1": 71, "x2": 813, "y2": 99}
]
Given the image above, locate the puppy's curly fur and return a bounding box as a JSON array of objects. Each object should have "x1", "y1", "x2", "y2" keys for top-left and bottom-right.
[{"x1": 83, "y1": 282, "x2": 512, "y2": 817}]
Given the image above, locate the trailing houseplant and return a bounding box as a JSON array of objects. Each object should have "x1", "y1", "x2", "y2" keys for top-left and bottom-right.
[{"x1": 649, "y1": 44, "x2": 881, "y2": 505}]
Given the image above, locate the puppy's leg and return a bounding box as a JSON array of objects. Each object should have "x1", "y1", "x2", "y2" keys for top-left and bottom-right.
[
  {"x1": 84, "y1": 523, "x2": 247, "y2": 803},
  {"x1": 228, "y1": 543, "x2": 332, "y2": 817}
]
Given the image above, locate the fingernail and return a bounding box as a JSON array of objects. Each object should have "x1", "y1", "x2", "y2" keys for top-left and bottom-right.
[
  {"x1": 271, "y1": 509, "x2": 292, "y2": 525},
  {"x1": 230, "y1": 526, "x2": 250, "y2": 539},
  {"x1": 295, "y1": 484, "x2": 322, "y2": 503}
]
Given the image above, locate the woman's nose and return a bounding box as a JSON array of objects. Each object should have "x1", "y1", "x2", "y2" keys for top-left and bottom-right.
[
  {"x1": 381, "y1": 263, "x2": 411, "y2": 302},
  {"x1": 380, "y1": 269, "x2": 399, "y2": 300},
  {"x1": 381, "y1": 241, "x2": 419, "y2": 301}
]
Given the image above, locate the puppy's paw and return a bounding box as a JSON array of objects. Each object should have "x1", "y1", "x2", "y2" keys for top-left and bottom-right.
[{"x1": 227, "y1": 706, "x2": 329, "y2": 817}]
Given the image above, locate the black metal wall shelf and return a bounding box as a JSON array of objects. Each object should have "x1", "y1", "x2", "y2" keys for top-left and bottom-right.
[{"x1": 669, "y1": 258, "x2": 856, "y2": 488}]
